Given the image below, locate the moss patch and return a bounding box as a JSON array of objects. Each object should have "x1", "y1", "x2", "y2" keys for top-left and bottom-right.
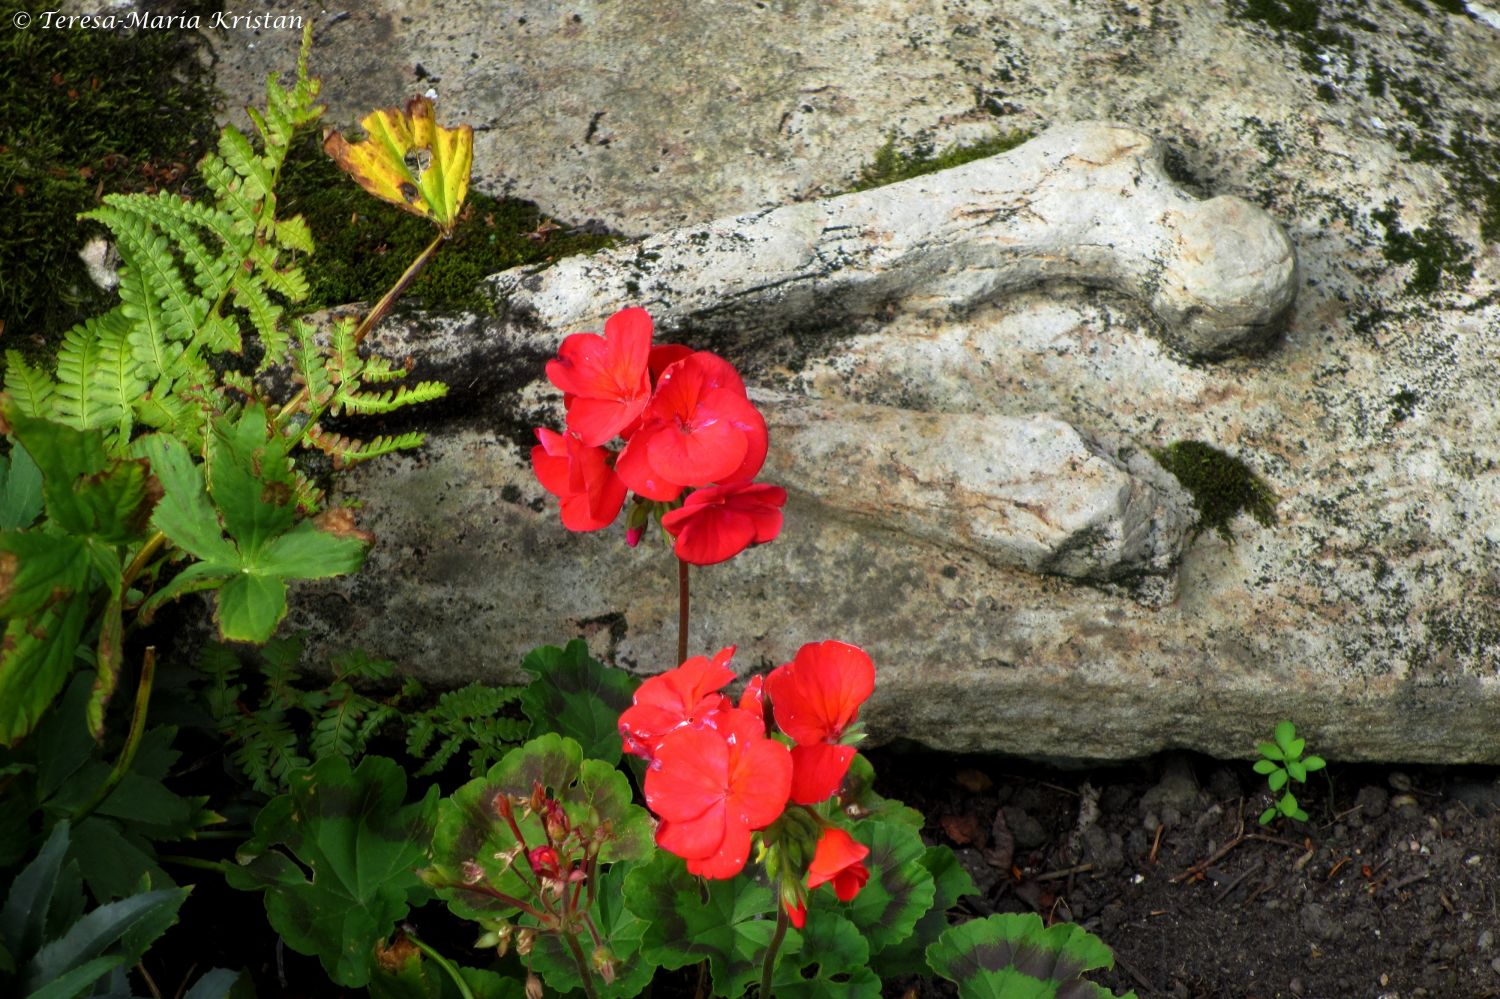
[
  {"x1": 278, "y1": 134, "x2": 617, "y2": 315},
  {"x1": 1371, "y1": 200, "x2": 1473, "y2": 296},
  {"x1": 0, "y1": 0, "x2": 219, "y2": 354},
  {"x1": 848, "y1": 129, "x2": 1034, "y2": 193},
  {"x1": 1151, "y1": 441, "x2": 1278, "y2": 544}
]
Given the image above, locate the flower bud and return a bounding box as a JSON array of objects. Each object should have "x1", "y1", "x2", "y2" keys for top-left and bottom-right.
[
  {"x1": 515, "y1": 927, "x2": 536, "y2": 957},
  {"x1": 525, "y1": 972, "x2": 544, "y2": 999},
  {"x1": 494, "y1": 793, "x2": 514, "y2": 820},
  {"x1": 529, "y1": 781, "x2": 548, "y2": 815},
  {"x1": 461, "y1": 860, "x2": 485, "y2": 885},
  {"x1": 592, "y1": 945, "x2": 619, "y2": 984},
  {"x1": 492, "y1": 922, "x2": 514, "y2": 957}
]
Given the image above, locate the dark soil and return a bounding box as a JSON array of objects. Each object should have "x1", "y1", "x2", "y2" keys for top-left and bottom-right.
[{"x1": 868, "y1": 747, "x2": 1500, "y2": 999}]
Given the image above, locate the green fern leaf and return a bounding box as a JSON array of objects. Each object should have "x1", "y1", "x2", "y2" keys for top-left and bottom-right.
[
  {"x1": 335, "y1": 382, "x2": 449, "y2": 416},
  {"x1": 290, "y1": 322, "x2": 333, "y2": 407},
  {"x1": 306, "y1": 427, "x2": 427, "y2": 467},
  {"x1": 231, "y1": 272, "x2": 287, "y2": 367},
  {"x1": 219, "y1": 124, "x2": 273, "y2": 201},
  {"x1": 274, "y1": 216, "x2": 315, "y2": 255},
  {"x1": 199, "y1": 153, "x2": 260, "y2": 231},
  {"x1": 54, "y1": 310, "x2": 138, "y2": 435},
  {"x1": 2, "y1": 351, "x2": 58, "y2": 418},
  {"x1": 87, "y1": 205, "x2": 203, "y2": 348},
  {"x1": 102, "y1": 192, "x2": 234, "y2": 301}
]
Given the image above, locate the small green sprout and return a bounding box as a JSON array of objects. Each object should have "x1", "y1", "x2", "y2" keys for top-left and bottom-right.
[{"x1": 1253, "y1": 720, "x2": 1326, "y2": 824}]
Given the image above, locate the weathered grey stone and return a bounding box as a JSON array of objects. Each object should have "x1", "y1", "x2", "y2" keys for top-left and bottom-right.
[
  {"x1": 236, "y1": 0, "x2": 1500, "y2": 764},
  {"x1": 488, "y1": 123, "x2": 1297, "y2": 358},
  {"x1": 756, "y1": 394, "x2": 1193, "y2": 591}
]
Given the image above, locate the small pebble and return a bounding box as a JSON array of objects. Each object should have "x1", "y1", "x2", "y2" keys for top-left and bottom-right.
[{"x1": 1389, "y1": 771, "x2": 1413, "y2": 792}]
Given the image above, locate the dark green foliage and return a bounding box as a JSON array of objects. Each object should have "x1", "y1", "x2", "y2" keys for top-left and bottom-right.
[
  {"x1": 927, "y1": 913, "x2": 1137, "y2": 999},
  {"x1": 0, "y1": 820, "x2": 206, "y2": 999},
  {"x1": 225, "y1": 755, "x2": 439, "y2": 988},
  {"x1": 199, "y1": 634, "x2": 527, "y2": 794},
  {"x1": 519, "y1": 639, "x2": 638, "y2": 766},
  {"x1": 277, "y1": 133, "x2": 616, "y2": 315},
  {"x1": 0, "y1": 1, "x2": 219, "y2": 353},
  {"x1": 1150, "y1": 441, "x2": 1278, "y2": 545},
  {"x1": 849, "y1": 130, "x2": 1034, "y2": 193},
  {"x1": 405, "y1": 682, "x2": 529, "y2": 779}
]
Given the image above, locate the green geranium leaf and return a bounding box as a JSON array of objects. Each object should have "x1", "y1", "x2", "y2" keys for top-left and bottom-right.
[
  {"x1": 873, "y1": 844, "x2": 977, "y2": 977},
  {"x1": 427, "y1": 736, "x2": 652, "y2": 922},
  {"x1": 528, "y1": 863, "x2": 655, "y2": 999},
  {"x1": 926, "y1": 913, "x2": 1136, "y2": 999},
  {"x1": 1, "y1": 407, "x2": 156, "y2": 543},
  {"x1": 207, "y1": 405, "x2": 297, "y2": 558},
  {"x1": 519, "y1": 640, "x2": 637, "y2": 766},
  {"x1": 369, "y1": 939, "x2": 525, "y2": 999},
  {"x1": 214, "y1": 572, "x2": 289, "y2": 643},
  {"x1": 624, "y1": 850, "x2": 777, "y2": 999},
  {"x1": 0, "y1": 443, "x2": 43, "y2": 529},
  {"x1": 134, "y1": 435, "x2": 239, "y2": 566},
  {"x1": 0, "y1": 592, "x2": 91, "y2": 747},
  {"x1": 773, "y1": 910, "x2": 879, "y2": 999},
  {"x1": 830, "y1": 819, "x2": 934, "y2": 953},
  {"x1": 0, "y1": 531, "x2": 90, "y2": 620},
  {"x1": 225, "y1": 755, "x2": 438, "y2": 988}
]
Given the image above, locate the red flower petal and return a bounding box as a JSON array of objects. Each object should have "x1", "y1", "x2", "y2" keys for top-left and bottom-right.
[
  {"x1": 616, "y1": 423, "x2": 685, "y2": 502},
  {"x1": 787, "y1": 743, "x2": 856, "y2": 805},
  {"x1": 618, "y1": 648, "x2": 737, "y2": 759},
  {"x1": 661, "y1": 482, "x2": 787, "y2": 566},
  {"x1": 807, "y1": 827, "x2": 870, "y2": 901},
  {"x1": 545, "y1": 308, "x2": 654, "y2": 445},
  {"x1": 530, "y1": 429, "x2": 626, "y2": 532},
  {"x1": 767, "y1": 641, "x2": 876, "y2": 747},
  {"x1": 643, "y1": 355, "x2": 766, "y2": 486}
]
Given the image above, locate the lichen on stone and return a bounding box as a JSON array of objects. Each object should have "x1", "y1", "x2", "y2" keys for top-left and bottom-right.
[
  {"x1": 1150, "y1": 441, "x2": 1278, "y2": 544},
  {"x1": 1370, "y1": 199, "x2": 1473, "y2": 296}
]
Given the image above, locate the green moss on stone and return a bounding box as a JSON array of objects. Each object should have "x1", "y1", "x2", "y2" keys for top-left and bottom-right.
[
  {"x1": 1371, "y1": 200, "x2": 1473, "y2": 295},
  {"x1": 849, "y1": 129, "x2": 1034, "y2": 193},
  {"x1": 1151, "y1": 441, "x2": 1278, "y2": 545},
  {"x1": 278, "y1": 133, "x2": 617, "y2": 315},
  {"x1": 0, "y1": 0, "x2": 219, "y2": 354}
]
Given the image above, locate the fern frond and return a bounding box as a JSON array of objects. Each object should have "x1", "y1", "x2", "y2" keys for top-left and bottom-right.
[
  {"x1": 87, "y1": 205, "x2": 203, "y2": 349},
  {"x1": 3, "y1": 351, "x2": 58, "y2": 418},
  {"x1": 248, "y1": 243, "x2": 309, "y2": 302},
  {"x1": 230, "y1": 709, "x2": 306, "y2": 795},
  {"x1": 290, "y1": 467, "x2": 324, "y2": 513},
  {"x1": 199, "y1": 152, "x2": 260, "y2": 232},
  {"x1": 230, "y1": 272, "x2": 287, "y2": 367},
  {"x1": 290, "y1": 322, "x2": 333, "y2": 408},
  {"x1": 54, "y1": 310, "x2": 139, "y2": 436},
  {"x1": 305, "y1": 426, "x2": 427, "y2": 467},
  {"x1": 350, "y1": 354, "x2": 410, "y2": 384},
  {"x1": 274, "y1": 216, "x2": 314, "y2": 255},
  {"x1": 334, "y1": 381, "x2": 449, "y2": 416},
  {"x1": 330, "y1": 648, "x2": 395, "y2": 683},
  {"x1": 218, "y1": 124, "x2": 273, "y2": 201},
  {"x1": 142, "y1": 192, "x2": 253, "y2": 257},
  {"x1": 102, "y1": 192, "x2": 234, "y2": 302}
]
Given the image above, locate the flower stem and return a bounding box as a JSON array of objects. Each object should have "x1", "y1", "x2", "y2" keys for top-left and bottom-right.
[
  {"x1": 677, "y1": 557, "x2": 690, "y2": 664},
  {"x1": 407, "y1": 929, "x2": 476, "y2": 999},
  {"x1": 759, "y1": 899, "x2": 790, "y2": 999},
  {"x1": 72, "y1": 647, "x2": 156, "y2": 824},
  {"x1": 562, "y1": 931, "x2": 602, "y2": 999}
]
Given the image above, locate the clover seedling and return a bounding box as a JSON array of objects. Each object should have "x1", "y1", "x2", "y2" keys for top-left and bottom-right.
[{"x1": 1253, "y1": 720, "x2": 1326, "y2": 824}]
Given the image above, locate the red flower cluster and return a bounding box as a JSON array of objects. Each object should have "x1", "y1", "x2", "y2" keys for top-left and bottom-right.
[
  {"x1": 532, "y1": 307, "x2": 786, "y2": 565},
  {"x1": 618, "y1": 641, "x2": 874, "y2": 921}
]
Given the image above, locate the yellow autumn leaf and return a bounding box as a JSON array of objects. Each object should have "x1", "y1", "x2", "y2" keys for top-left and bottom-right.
[{"x1": 323, "y1": 96, "x2": 473, "y2": 233}]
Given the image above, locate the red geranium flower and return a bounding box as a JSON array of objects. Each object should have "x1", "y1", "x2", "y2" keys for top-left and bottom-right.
[
  {"x1": 766, "y1": 642, "x2": 875, "y2": 802},
  {"x1": 530, "y1": 428, "x2": 627, "y2": 532},
  {"x1": 645, "y1": 708, "x2": 793, "y2": 878},
  {"x1": 767, "y1": 641, "x2": 875, "y2": 746},
  {"x1": 617, "y1": 647, "x2": 737, "y2": 760},
  {"x1": 783, "y1": 826, "x2": 870, "y2": 928},
  {"x1": 616, "y1": 352, "x2": 768, "y2": 492},
  {"x1": 660, "y1": 482, "x2": 787, "y2": 566},
  {"x1": 546, "y1": 307, "x2": 654, "y2": 446}
]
